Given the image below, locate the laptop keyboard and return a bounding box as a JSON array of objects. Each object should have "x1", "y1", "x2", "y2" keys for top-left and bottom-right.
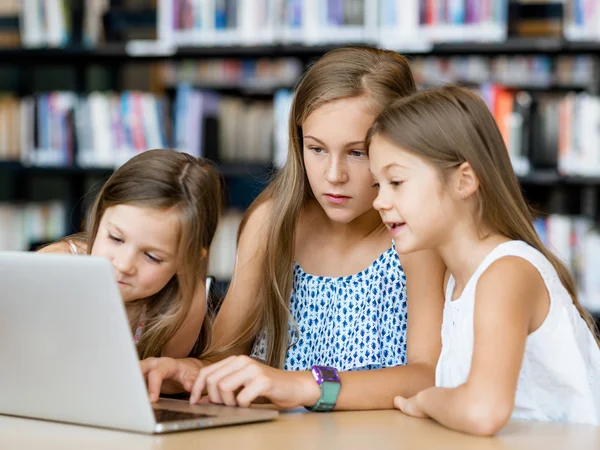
[{"x1": 154, "y1": 408, "x2": 216, "y2": 423}]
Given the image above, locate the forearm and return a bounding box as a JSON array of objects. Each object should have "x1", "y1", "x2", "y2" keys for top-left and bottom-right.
[
  {"x1": 416, "y1": 385, "x2": 508, "y2": 436},
  {"x1": 333, "y1": 363, "x2": 436, "y2": 411}
]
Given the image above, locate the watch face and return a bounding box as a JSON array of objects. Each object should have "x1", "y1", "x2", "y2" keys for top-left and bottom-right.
[{"x1": 312, "y1": 366, "x2": 340, "y2": 383}]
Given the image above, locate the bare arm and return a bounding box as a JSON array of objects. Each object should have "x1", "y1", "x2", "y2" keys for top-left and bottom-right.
[
  {"x1": 162, "y1": 279, "x2": 208, "y2": 358},
  {"x1": 332, "y1": 248, "x2": 446, "y2": 410},
  {"x1": 413, "y1": 257, "x2": 546, "y2": 436}
]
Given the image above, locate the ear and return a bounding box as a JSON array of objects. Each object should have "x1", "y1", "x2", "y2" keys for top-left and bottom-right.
[
  {"x1": 455, "y1": 162, "x2": 479, "y2": 200},
  {"x1": 200, "y1": 248, "x2": 208, "y2": 260}
]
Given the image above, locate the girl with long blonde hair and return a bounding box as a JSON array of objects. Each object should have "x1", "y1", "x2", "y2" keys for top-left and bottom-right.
[{"x1": 142, "y1": 46, "x2": 446, "y2": 411}]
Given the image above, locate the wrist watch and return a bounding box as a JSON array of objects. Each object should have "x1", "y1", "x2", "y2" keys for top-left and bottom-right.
[{"x1": 305, "y1": 365, "x2": 341, "y2": 412}]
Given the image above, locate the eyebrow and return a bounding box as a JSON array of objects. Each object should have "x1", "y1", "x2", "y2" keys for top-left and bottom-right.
[
  {"x1": 304, "y1": 135, "x2": 365, "y2": 148},
  {"x1": 382, "y1": 163, "x2": 408, "y2": 171},
  {"x1": 107, "y1": 221, "x2": 173, "y2": 258}
]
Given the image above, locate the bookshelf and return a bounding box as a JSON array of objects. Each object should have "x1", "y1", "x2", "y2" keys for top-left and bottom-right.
[
  {"x1": 2, "y1": 0, "x2": 600, "y2": 318},
  {"x1": 1, "y1": 39, "x2": 600, "y2": 64}
]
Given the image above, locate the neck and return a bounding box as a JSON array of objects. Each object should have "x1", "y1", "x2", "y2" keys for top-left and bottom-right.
[
  {"x1": 315, "y1": 203, "x2": 386, "y2": 244},
  {"x1": 436, "y1": 219, "x2": 508, "y2": 296}
]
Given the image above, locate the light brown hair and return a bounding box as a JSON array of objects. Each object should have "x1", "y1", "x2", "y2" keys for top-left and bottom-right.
[
  {"x1": 366, "y1": 85, "x2": 600, "y2": 345},
  {"x1": 81, "y1": 149, "x2": 223, "y2": 358},
  {"x1": 203, "y1": 46, "x2": 417, "y2": 368}
]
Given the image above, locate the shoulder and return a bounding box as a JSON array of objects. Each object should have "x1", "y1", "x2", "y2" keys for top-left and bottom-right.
[
  {"x1": 475, "y1": 255, "x2": 548, "y2": 324},
  {"x1": 478, "y1": 255, "x2": 545, "y2": 293},
  {"x1": 240, "y1": 199, "x2": 273, "y2": 239},
  {"x1": 37, "y1": 239, "x2": 87, "y2": 255}
]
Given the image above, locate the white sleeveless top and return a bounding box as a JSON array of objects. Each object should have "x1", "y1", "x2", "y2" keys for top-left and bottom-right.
[{"x1": 436, "y1": 240, "x2": 600, "y2": 425}]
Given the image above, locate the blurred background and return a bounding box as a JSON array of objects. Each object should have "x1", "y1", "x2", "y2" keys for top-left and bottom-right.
[{"x1": 0, "y1": 0, "x2": 599, "y2": 320}]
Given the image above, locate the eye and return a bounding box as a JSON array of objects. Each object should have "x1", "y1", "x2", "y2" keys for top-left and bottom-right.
[
  {"x1": 145, "y1": 253, "x2": 163, "y2": 264},
  {"x1": 372, "y1": 182, "x2": 380, "y2": 189},
  {"x1": 350, "y1": 150, "x2": 366, "y2": 158},
  {"x1": 310, "y1": 147, "x2": 324, "y2": 154},
  {"x1": 109, "y1": 234, "x2": 123, "y2": 243},
  {"x1": 390, "y1": 181, "x2": 404, "y2": 187}
]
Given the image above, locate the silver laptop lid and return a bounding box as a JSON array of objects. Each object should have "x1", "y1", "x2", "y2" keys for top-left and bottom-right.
[{"x1": 0, "y1": 252, "x2": 156, "y2": 433}]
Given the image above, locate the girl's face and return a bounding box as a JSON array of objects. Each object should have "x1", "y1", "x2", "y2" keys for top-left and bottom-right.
[
  {"x1": 302, "y1": 96, "x2": 379, "y2": 224},
  {"x1": 369, "y1": 135, "x2": 458, "y2": 254},
  {"x1": 91, "y1": 204, "x2": 180, "y2": 302}
]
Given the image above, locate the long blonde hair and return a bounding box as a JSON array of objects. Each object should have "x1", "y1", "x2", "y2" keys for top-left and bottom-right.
[
  {"x1": 84, "y1": 149, "x2": 223, "y2": 358},
  {"x1": 366, "y1": 85, "x2": 600, "y2": 345},
  {"x1": 203, "y1": 46, "x2": 417, "y2": 368}
]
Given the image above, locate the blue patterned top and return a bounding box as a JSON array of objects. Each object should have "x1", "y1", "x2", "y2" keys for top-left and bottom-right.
[{"x1": 251, "y1": 243, "x2": 408, "y2": 371}]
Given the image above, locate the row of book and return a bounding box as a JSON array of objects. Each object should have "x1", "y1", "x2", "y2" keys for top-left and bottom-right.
[
  {"x1": 19, "y1": 0, "x2": 112, "y2": 48},
  {"x1": 536, "y1": 214, "x2": 600, "y2": 313},
  {"x1": 412, "y1": 55, "x2": 598, "y2": 89},
  {"x1": 0, "y1": 89, "x2": 275, "y2": 167},
  {"x1": 159, "y1": 0, "x2": 600, "y2": 48},
  {"x1": 0, "y1": 202, "x2": 66, "y2": 252},
  {"x1": 162, "y1": 54, "x2": 597, "y2": 93},
  {"x1": 11, "y1": 0, "x2": 155, "y2": 48},
  {"x1": 159, "y1": 0, "x2": 506, "y2": 48},
  {"x1": 3, "y1": 86, "x2": 600, "y2": 177},
  {"x1": 0, "y1": 91, "x2": 169, "y2": 168},
  {"x1": 564, "y1": 0, "x2": 600, "y2": 41},
  {"x1": 8, "y1": 1, "x2": 600, "y2": 50},
  {"x1": 161, "y1": 58, "x2": 303, "y2": 90},
  {"x1": 481, "y1": 86, "x2": 600, "y2": 177},
  {"x1": 174, "y1": 85, "x2": 273, "y2": 163}
]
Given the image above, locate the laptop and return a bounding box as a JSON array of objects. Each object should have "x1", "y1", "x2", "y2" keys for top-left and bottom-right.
[{"x1": 0, "y1": 252, "x2": 278, "y2": 434}]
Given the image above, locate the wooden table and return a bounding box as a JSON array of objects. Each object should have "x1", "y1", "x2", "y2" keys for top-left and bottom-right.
[{"x1": 1, "y1": 408, "x2": 598, "y2": 450}]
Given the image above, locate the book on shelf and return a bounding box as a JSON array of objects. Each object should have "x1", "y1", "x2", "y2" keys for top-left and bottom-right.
[
  {"x1": 0, "y1": 202, "x2": 66, "y2": 252},
  {"x1": 208, "y1": 209, "x2": 244, "y2": 280},
  {"x1": 564, "y1": 0, "x2": 600, "y2": 42},
  {"x1": 173, "y1": 84, "x2": 273, "y2": 163},
  {"x1": 0, "y1": 0, "x2": 20, "y2": 48},
  {"x1": 535, "y1": 214, "x2": 600, "y2": 314}
]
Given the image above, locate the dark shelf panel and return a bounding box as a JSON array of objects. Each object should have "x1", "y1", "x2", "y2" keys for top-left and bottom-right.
[
  {"x1": 0, "y1": 44, "x2": 341, "y2": 64},
  {"x1": 431, "y1": 38, "x2": 600, "y2": 55},
  {"x1": 0, "y1": 162, "x2": 113, "y2": 177},
  {"x1": 1, "y1": 39, "x2": 599, "y2": 65},
  {"x1": 518, "y1": 171, "x2": 600, "y2": 186},
  {"x1": 0, "y1": 160, "x2": 273, "y2": 178}
]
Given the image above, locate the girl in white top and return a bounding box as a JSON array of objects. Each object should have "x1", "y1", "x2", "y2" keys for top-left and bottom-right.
[{"x1": 367, "y1": 85, "x2": 600, "y2": 435}]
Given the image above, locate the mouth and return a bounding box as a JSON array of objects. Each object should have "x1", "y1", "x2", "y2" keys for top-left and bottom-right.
[
  {"x1": 385, "y1": 221, "x2": 406, "y2": 233},
  {"x1": 324, "y1": 194, "x2": 351, "y2": 205}
]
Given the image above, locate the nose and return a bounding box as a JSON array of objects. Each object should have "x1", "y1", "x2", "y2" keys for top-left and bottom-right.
[
  {"x1": 325, "y1": 156, "x2": 348, "y2": 184},
  {"x1": 373, "y1": 187, "x2": 392, "y2": 212},
  {"x1": 112, "y1": 249, "x2": 136, "y2": 276}
]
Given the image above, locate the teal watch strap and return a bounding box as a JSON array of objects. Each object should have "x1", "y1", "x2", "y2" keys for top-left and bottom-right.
[{"x1": 305, "y1": 366, "x2": 341, "y2": 412}]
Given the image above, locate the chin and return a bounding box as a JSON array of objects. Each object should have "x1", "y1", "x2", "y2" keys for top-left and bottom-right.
[
  {"x1": 324, "y1": 210, "x2": 360, "y2": 224},
  {"x1": 393, "y1": 239, "x2": 422, "y2": 255}
]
